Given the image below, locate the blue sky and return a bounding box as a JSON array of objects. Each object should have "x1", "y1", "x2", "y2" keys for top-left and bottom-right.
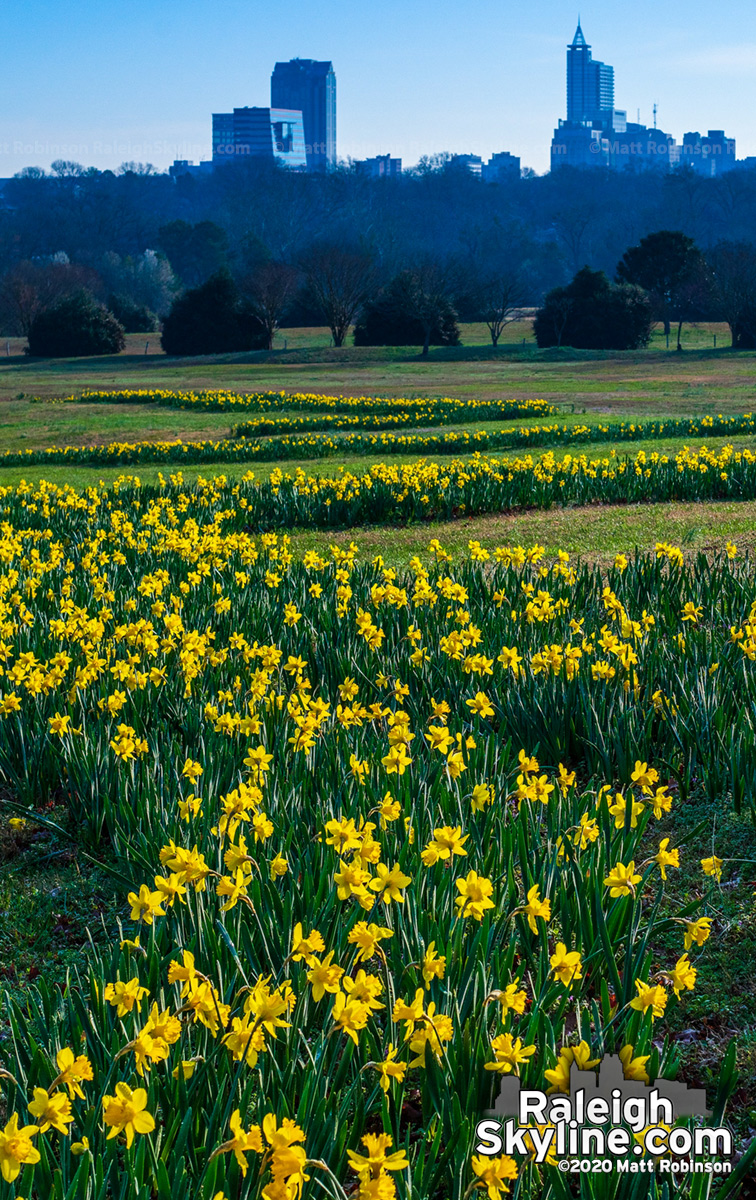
[{"x1": 2, "y1": 0, "x2": 754, "y2": 175}]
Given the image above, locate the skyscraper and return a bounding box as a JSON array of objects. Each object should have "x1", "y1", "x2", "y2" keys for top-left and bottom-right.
[
  {"x1": 271, "y1": 59, "x2": 336, "y2": 171},
  {"x1": 566, "y1": 21, "x2": 614, "y2": 125}
]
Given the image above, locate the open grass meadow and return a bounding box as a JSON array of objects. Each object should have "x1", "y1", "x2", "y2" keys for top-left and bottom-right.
[{"x1": 1, "y1": 338, "x2": 756, "y2": 1200}]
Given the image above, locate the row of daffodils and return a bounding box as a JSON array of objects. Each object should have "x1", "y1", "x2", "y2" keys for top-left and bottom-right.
[{"x1": 6, "y1": 390, "x2": 756, "y2": 471}]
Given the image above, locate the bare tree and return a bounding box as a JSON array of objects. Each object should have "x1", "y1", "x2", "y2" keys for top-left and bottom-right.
[
  {"x1": 474, "y1": 270, "x2": 523, "y2": 346},
  {"x1": 50, "y1": 160, "x2": 85, "y2": 178},
  {"x1": 242, "y1": 261, "x2": 300, "y2": 350},
  {"x1": 550, "y1": 295, "x2": 574, "y2": 348},
  {"x1": 402, "y1": 258, "x2": 461, "y2": 357},
  {"x1": 301, "y1": 245, "x2": 375, "y2": 347},
  {"x1": 0, "y1": 259, "x2": 101, "y2": 335},
  {"x1": 117, "y1": 162, "x2": 159, "y2": 176},
  {"x1": 553, "y1": 204, "x2": 595, "y2": 277},
  {"x1": 707, "y1": 241, "x2": 756, "y2": 349}
]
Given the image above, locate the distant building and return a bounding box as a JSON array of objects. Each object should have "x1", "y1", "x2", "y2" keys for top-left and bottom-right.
[
  {"x1": 168, "y1": 160, "x2": 214, "y2": 178},
  {"x1": 604, "y1": 122, "x2": 680, "y2": 170},
  {"x1": 553, "y1": 22, "x2": 623, "y2": 169},
  {"x1": 566, "y1": 21, "x2": 614, "y2": 125},
  {"x1": 482, "y1": 152, "x2": 521, "y2": 182},
  {"x1": 680, "y1": 130, "x2": 737, "y2": 176},
  {"x1": 448, "y1": 154, "x2": 483, "y2": 176},
  {"x1": 212, "y1": 112, "x2": 235, "y2": 161},
  {"x1": 551, "y1": 119, "x2": 605, "y2": 170},
  {"x1": 211, "y1": 107, "x2": 307, "y2": 169},
  {"x1": 354, "y1": 154, "x2": 402, "y2": 177},
  {"x1": 551, "y1": 118, "x2": 679, "y2": 172},
  {"x1": 271, "y1": 59, "x2": 336, "y2": 171}
]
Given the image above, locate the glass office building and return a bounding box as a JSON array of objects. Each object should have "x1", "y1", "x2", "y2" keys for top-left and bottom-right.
[
  {"x1": 566, "y1": 22, "x2": 614, "y2": 125},
  {"x1": 211, "y1": 107, "x2": 307, "y2": 169},
  {"x1": 271, "y1": 59, "x2": 336, "y2": 171}
]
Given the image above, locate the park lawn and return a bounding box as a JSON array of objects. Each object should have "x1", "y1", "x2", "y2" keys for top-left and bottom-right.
[
  {"x1": 3, "y1": 350, "x2": 756, "y2": 1169},
  {"x1": 0, "y1": 812, "x2": 121, "y2": 1004},
  {"x1": 0, "y1": 320, "x2": 730, "y2": 361},
  {"x1": 0, "y1": 399, "x2": 594, "y2": 455},
  {"x1": 1, "y1": 325, "x2": 752, "y2": 414},
  {"x1": 651, "y1": 791, "x2": 756, "y2": 1131},
  {"x1": 2, "y1": 483, "x2": 756, "y2": 1151},
  {"x1": 286, "y1": 499, "x2": 756, "y2": 566},
  {"x1": 0, "y1": 398, "x2": 240, "y2": 451},
  {"x1": 5, "y1": 333, "x2": 756, "y2": 1181}
]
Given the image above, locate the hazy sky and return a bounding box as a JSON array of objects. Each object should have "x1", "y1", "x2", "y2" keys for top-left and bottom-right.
[{"x1": 2, "y1": 0, "x2": 755, "y2": 176}]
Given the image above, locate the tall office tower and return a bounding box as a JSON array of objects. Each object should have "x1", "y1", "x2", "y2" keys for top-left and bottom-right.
[
  {"x1": 271, "y1": 58, "x2": 336, "y2": 170},
  {"x1": 566, "y1": 21, "x2": 614, "y2": 124}
]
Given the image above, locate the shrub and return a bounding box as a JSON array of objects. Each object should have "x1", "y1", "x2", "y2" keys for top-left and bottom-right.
[
  {"x1": 160, "y1": 271, "x2": 267, "y2": 356},
  {"x1": 107, "y1": 293, "x2": 159, "y2": 333},
  {"x1": 353, "y1": 271, "x2": 461, "y2": 347},
  {"x1": 534, "y1": 266, "x2": 653, "y2": 350},
  {"x1": 26, "y1": 290, "x2": 126, "y2": 357}
]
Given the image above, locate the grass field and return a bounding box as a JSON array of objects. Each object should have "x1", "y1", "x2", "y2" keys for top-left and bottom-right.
[
  {"x1": 2, "y1": 336, "x2": 756, "y2": 1198},
  {"x1": 1, "y1": 323, "x2": 751, "y2": 415}
]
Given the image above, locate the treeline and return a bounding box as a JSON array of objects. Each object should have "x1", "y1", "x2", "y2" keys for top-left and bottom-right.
[
  {"x1": 2, "y1": 158, "x2": 756, "y2": 307},
  {"x1": 5, "y1": 159, "x2": 756, "y2": 353}
]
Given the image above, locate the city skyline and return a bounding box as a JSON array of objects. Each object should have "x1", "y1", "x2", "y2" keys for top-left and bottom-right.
[
  {"x1": 2, "y1": 0, "x2": 756, "y2": 175},
  {"x1": 551, "y1": 23, "x2": 738, "y2": 174}
]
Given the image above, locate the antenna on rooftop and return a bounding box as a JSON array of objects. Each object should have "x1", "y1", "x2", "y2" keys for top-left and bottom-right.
[{"x1": 653, "y1": 102, "x2": 658, "y2": 129}]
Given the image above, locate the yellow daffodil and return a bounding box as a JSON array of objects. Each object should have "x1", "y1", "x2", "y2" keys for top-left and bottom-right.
[
  {"x1": 603, "y1": 861, "x2": 642, "y2": 897},
  {"x1": 102, "y1": 1083, "x2": 155, "y2": 1148},
  {"x1": 549, "y1": 943, "x2": 583, "y2": 987},
  {"x1": 485, "y1": 1033, "x2": 536, "y2": 1075}
]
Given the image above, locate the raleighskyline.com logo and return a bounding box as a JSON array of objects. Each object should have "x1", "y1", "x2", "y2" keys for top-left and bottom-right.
[{"x1": 475, "y1": 1054, "x2": 733, "y2": 1177}]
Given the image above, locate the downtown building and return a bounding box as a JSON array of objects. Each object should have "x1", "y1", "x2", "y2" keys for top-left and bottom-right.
[
  {"x1": 566, "y1": 21, "x2": 615, "y2": 124},
  {"x1": 354, "y1": 154, "x2": 402, "y2": 177},
  {"x1": 444, "y1": 151, "x2": 521, "y2": 180},
  {"x1": 680, "y1": 129, "x2": 737, "y2": 175},
  {"x1": 211, "y1": 107, "x2": 307, "y2": 169},
  {"x1": 271, "y1": 58, "x2": 337, "y2": 171}
]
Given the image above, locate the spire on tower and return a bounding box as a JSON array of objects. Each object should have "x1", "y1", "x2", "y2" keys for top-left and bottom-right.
[{"x1": 571, "y1": 19, "x2": 588, "y2": 47}]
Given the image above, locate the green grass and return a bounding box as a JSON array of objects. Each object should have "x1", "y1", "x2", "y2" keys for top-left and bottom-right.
[
  {"x1": 0, "y1": 319, "x2": 731, "y2": 360},
  {"x1": 1, "y1": 322, "x2": 752, "y2": 416},
  {"x1": 0, "y1": 808, "x2": 121, "y2": 1005},
  {"x1": 2, "y1": 342, "x2": 756, "y2": 569},
  {"x1": 285, "y1": 499, "x2": 756, "y2": 566},
  {"x1": 656, "y1": 793, "x2": 756, "y2": 1133},
  {"x1": 0, "y1": 399, "x2": 237, "y2": 451}
]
